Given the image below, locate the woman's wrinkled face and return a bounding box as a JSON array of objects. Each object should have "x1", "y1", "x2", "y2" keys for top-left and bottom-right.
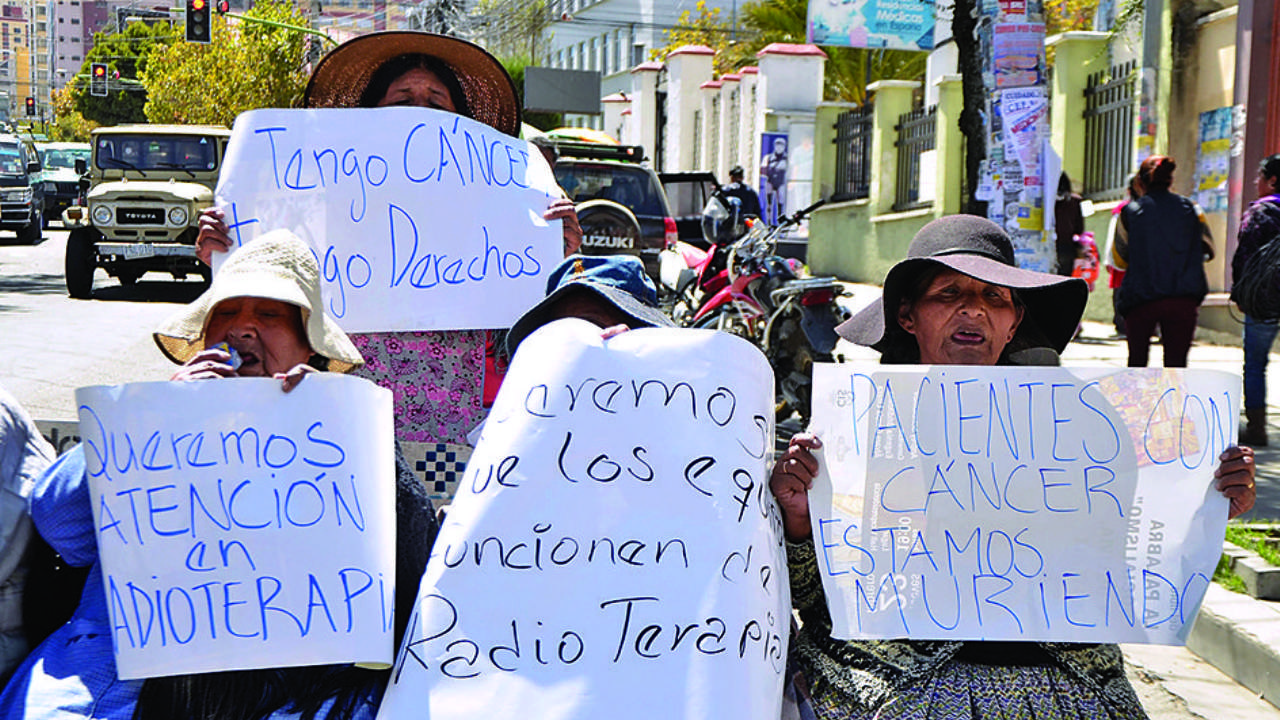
[
  {"x1": 204, "y1": 297, "x2": 312, "y2": 377},
  {"x1": 898, "y1": 269, "x2": 1024, "y2": 366},
  {"x1": 376, "y1": 67, "x2": 457, "y2": 111}
]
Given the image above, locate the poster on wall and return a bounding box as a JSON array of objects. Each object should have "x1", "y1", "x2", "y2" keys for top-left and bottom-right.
[
  {"x1": 993, "y1": 22, "x2": 1046, "y2": 88},
  {"x1": 806, "y1": 0, "x2": 937, "y2": 50},
  {"x1": 1193, "y1": 107, "x2": 1231, "y2": 215},
  {"x1": 760, "y1": 132, "x2": 789, "y2": 225}
]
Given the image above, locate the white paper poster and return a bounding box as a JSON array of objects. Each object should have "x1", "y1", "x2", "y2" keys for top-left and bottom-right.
[
  {"x1": 807, "y1": 364, "x2": 1238, "y2": 645},
  {"x1": 378, "y1": 320, "x2": 788, "y2": 720},
  {"x1": 216, "y1": 108, "x2": 564, "y2": 333},
  {"x1": 77, "y1": 375, "x2": 397, "y2": 679}
]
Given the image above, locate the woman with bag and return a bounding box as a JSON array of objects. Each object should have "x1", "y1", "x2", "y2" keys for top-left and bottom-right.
[{"x1": 1231, "y1": 154, "x2": 1280, "y2": 446}]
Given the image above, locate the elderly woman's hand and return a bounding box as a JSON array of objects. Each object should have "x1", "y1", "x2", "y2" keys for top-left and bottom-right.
[
  {"x1": 196, "y1": 207, "x2": 234, "y2": 266},
  {"x1": 770, "y1": 433, "x2": 822, "y2": 541},
  {"x1": 544, "y1": 198, "x2": 582, "y2": 256},
  {"x1": 275, "y1": 364, "x2": 318, "y2": 393},
  {"x1": 171, "y1": 346, "x2": 239, "y2": 382},
  {"x1": 1216, "y1": 445, "x2": 1257, "y2": 519}
]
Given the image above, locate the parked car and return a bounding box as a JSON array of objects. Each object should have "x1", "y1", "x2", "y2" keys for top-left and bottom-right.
[
  {"x1": 0, "y1": 134, "x2": 45, "y2": 243},
  {"x1": 62, "y1": 124, "x2": 231, "y2": 298},
  {"x1": 38, "y1": 142, "x2": 90, "y2": 225},
  {"x1": 550, "y1": 140, "x2": 677, "y2": 281},
  {"x1": 659, "y1": 171, "x2": 719, "y2": 250}
]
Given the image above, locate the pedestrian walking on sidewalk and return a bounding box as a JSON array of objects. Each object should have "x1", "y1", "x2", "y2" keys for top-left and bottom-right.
[
  {"x1": 1231, "y1": 154, "x2": 1280, "y2": 446},
  {"x1": 1114, "y1": 155, "x2": 1213, "y2": 368}
]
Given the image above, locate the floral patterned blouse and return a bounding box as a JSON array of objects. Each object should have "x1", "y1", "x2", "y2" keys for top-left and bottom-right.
[{"x1": 350, "y1": 330, "x2": 487, "y2": 445}]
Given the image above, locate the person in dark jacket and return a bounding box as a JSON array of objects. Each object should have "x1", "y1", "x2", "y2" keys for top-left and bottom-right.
[
  {"x1": 1114, "y1": 155, "x2": 1212, "y2": 367},
  {"x1": 722, "y1": 165, "x2": 762, "y2": 218},
  {"x1": 1231, "y1": 154, "x2": 1280, "y2": 446},
  {"x1": 1055, "y1": 172, "x2": 1085, "y2": 277}
]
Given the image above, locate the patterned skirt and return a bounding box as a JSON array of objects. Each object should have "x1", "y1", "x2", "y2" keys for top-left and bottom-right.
[{"x1": 784, "y1": 659, "x2": 1148, "y2": 720}]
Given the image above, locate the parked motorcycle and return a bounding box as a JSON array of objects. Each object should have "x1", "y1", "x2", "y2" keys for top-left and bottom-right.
[
  {"x1": 658, "y1": 191, "x2": 746, "y2": 325},
  {"x1": 692, "y1": 198, "x2": 849, "y2": 422}
]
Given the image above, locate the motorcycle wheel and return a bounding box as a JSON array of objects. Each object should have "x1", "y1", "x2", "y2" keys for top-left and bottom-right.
[
  {"x1": 769, "y1": 314, "x2": 833, "y2": 426},
  {"x1": 695, "y1": 306, "x2": 760, "y2": 341}
]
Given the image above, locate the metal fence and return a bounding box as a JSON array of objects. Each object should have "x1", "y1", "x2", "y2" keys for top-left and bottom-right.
[
  {"x1": 894, "y1": 104, "x2": 937, "y2": 211},
  {"x1": 1082, "y1": 60, "x2": 1137, "y2": 200},
  {"x1": 832, "y1": 105, "x2": 873, "y2": 201}
]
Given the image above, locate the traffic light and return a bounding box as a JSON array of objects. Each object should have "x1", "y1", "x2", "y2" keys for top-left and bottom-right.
[
  {"x1": 90, "y1": 62, "x2": 107, "y2": 97},
  {"x1": 214, "y1": 0, "x2": 229, "y2": 13},
  {"x1": 24, "y1": 97, "x2": 33, "y2": 117},
  {"x1": 185, "y1": 0, "x2": 211, "y2": 43}
]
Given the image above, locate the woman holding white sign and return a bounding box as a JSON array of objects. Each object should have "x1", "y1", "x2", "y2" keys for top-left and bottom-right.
[
  {"x1": 769, "y1": 215, "x2": 1256, "y2": 719},
  {"x1": 197, "y1": 32, "x2": 581, "y2": 448},
  {"x1": 0, "y1": 230, "x2": 436, "y2": 720}
]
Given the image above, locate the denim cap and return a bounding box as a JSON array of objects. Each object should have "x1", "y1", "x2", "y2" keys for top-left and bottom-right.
[{"x1": 506, "y1": 254, "x2": 675, "y2": 354}]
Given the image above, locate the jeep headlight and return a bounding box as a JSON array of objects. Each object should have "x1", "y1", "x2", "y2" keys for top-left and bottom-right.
[
  {"x1": 167, "y1": 206, "x2": 188, "y2": 226},
  {"x1": 91, "y1": 205, "x2": 113, "y2": 225},
  {"x1": 6, "y1": 187, "x2": 31, "y2": 202}
]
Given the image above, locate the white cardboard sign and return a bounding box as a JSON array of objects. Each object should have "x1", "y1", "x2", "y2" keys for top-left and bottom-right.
[
  {"x1": 77, "y1": 375, "x2": 396, "y2": 679},
  {"x1": 216, "y1": 108, "x2": 564, "y2": 333},
  {"x1": 378, "y1": 321, "x2": 789, "y2": 720},
  {"x1": 807, "y1": 364, "x2": 1237, "y2": 645}
]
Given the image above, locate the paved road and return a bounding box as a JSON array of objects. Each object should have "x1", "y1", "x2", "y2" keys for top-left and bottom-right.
[
  {"x1": 0, "y1": 227, "x2": 199, "y2": 420},
  {"x1": 2, "y1": 232, "x2": 1279, "y2": 718}
]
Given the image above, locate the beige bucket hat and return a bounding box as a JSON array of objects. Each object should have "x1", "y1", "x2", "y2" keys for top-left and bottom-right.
[{"x1": 153, "y1": 229, "x2": 364, "y2": 373}]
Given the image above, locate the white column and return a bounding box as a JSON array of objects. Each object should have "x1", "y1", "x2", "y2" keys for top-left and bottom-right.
[
  {"x1": 602, "y1": 92, "x2": 630, "y2": 144},
  {"x1": 627, "y1": 61, "x2": 662, "y2": 157},
  {"x1": 755, "y1": 44, "x2": 828, "y2": 210},
  {"x1": 718, "y1": 73, "x2": 741, "y2": 181},
  {"x1": 664, "y1": 45, "x2": 715, "y2": 172}
]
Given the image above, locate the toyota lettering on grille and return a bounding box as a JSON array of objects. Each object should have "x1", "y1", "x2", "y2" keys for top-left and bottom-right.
[{"x1": 117, "y1": 208, "x2": 164, "y2": 224}]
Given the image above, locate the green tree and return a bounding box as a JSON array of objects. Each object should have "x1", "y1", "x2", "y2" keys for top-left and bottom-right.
[
  {"x1": 140, "y1": 0, "x2": 310, "y2": 126},
  {"x1": 49, "y1": 86, "x2": 98, "y2": 142},
  {"x1": 471, "y1": 0, "x2": 551, "y2": 63},
  {"x1": 74, "y1": 20, "x2": 177, "y2": 126}
]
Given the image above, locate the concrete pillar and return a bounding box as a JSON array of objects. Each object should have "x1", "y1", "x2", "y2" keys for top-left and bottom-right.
[
  {"x1": 664, "y1": 45, "x2": 715, "y2": 172},
  {"x1": 756, "y1": 44, "x2": 827, "y2": 212},
  {"x1": 602, "y1": 92, "x2": 629, "y2": 144},
  {"x1": 627, "y1": 61, "x2": 662, "y2": 157},
  {"x1": 934, "y1": 74, "x2": 964, "y2": 215},
  {"x1": 737, "y1": 67, "x2": 759, "y2": 186},
  {"x1": 718, "y1": 73, "x2": 741, "y2": 181},
  {"x1": 868, "y1": 80, "x2": 919, "y2": 216},
  {"x1": 698, "y1": 80, "x2": 722, "y2": 172},
  {"x1": 1046, "y1": 32, "x2": 1110, "y2": 187}
]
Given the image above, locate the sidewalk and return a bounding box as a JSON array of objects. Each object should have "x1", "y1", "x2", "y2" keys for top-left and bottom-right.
[{"x1": 838, "y1": 282, "x2": 1280, "y2": 712}]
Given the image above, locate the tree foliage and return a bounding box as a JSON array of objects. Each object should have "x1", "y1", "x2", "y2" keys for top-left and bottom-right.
[
  {"x1": 73, "y1": 20, "x2": 177, "y2": 126},
  {"x1": 50, "y1": 86, "x2": 98, "y2": 142},
  {"x1": 140, "y1": 0, "x2": 309, "y2": 126},
  {"x1": 470, "y1": 0, "x2": 551, "y2": 63},
  {"x1": 1045, "y1": 0, "x2": 1101, "y2": 35},
  {"x1": 652, "y1": 0, "x2": 926, "y2": 104}
]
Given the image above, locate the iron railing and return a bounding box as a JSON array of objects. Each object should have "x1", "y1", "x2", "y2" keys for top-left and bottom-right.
[
  {"x1": 1082, "y1": 60, "x2": 1137, "y2": 201},
  {"x1": 893, "y1": 104, "x2": 937, "y2": 211},
  {"x1": 832, "y1": 105, "x2": 873, "y2": 202}
]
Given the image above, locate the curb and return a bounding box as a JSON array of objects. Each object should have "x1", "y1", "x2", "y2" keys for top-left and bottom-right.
[{"x1": 1188, "y1": 584, "x2": 1280, "y2": 708}]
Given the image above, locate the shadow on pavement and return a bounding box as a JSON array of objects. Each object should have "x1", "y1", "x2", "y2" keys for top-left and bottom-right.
[
  {"x1": 0, "y1": 272, "x2": 64, "y2": 295},
  {"x1": 92, "y1": 280, "x2": 207, "y2": 304}
]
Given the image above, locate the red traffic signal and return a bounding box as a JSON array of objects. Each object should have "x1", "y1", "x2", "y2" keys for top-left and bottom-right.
[
  {"x1": 90, "y1": 62, "x2": 108, "y2": 96},
  {"x1": 215, "y1": 0, "x2": 229, "y2": 13},
  {"x1": 185, "y1": 0, "x2": 211, "y2": 43},
  {"x1": 24, "y1": 97, "x2": 34, "y2": 117},
  {"x1": 91, "y1": 64, "x2": 105, "y2": 79}
]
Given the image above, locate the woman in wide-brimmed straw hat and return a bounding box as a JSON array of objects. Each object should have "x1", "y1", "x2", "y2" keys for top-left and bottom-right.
[
  {"x1": 197, "y1": 32, "x2": 581, "y2": 448},
  {"x1": 0, "y1": 230, "x2": 437, "y2": 720},
  {"x1": 768, "y1": 215, "x2": 1257, "y2": 720}
]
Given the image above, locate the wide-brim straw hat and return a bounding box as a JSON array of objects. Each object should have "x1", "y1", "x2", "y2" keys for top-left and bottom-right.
[
  {"x1": 838, "y1": 215, "x2": 1088, "y2": 355},
  {"x1": 507, "y1": 254, "x2": 675, "y2": 354},
  {"x1": 154, "y1": 229, "x2": 364, "y2": 373},
  {"x1": 304, "y1": 31, "x2": 522, "y2": 137}
]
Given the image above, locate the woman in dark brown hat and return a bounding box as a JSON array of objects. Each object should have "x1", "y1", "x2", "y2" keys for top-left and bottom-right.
[
  {"x1": 196, "y1": 32, "x2": 581, "y2": 448},
  {"x1": 770, "y1": 215, "x2": 1257, "y2": 719}
]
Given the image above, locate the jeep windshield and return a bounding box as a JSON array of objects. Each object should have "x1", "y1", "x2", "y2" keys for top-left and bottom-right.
[
  {"x1": 95, "y1": 134, "x2": 219, "y2": 172},
  {"x1": 0, "y1": 144, "x2": 24, "y2": 176}
]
